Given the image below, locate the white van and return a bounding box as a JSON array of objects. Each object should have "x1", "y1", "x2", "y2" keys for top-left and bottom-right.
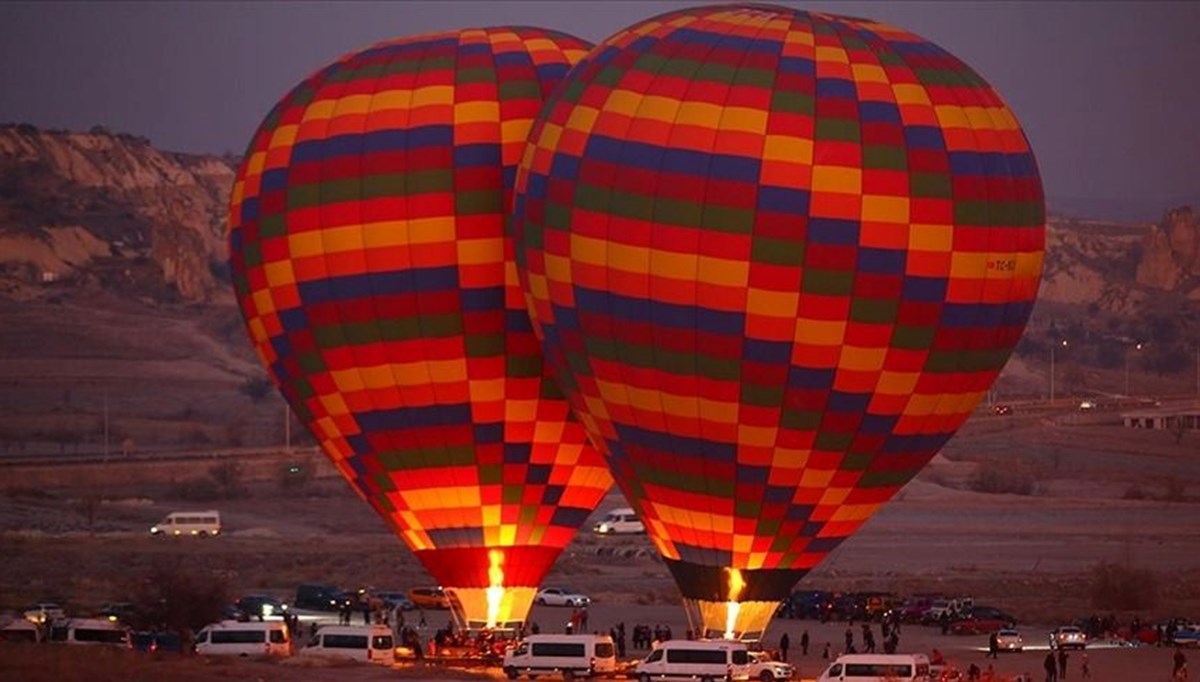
[
  {"x1": 816, "y1": 654, "x2": 932, "y2": 682},
  {"x1": 150, "y1": 510, "x2": 222, "y2": 536},
  {"x1": 47, "y1": 618, "x2": 131, "y2": 647},
  {"x1": 635, "y1": 639, "x2": 751, "y2": 682},
  {"x1": 592, "y1": 507, "x2": 645, "y2": 535},
  {"x1": 504, "y1": 634, "x2": 617, "y2": 680},
  {"x1": 299, "y1": 624, "x2": 395, "y2": 665},
  {"x1": 194, "y1": 619, "x2": 291, "y2": 657}
]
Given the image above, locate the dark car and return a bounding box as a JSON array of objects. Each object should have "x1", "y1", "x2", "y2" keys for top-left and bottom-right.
[
  {"x1": 132, "y1": 630, "x2": 183, "y2": 653},
  {"x1": 234, "y1": 595, "x2": 289, "y2": 620},
  {"x1": 294, "y1": 584, "x2": 343, "y2": 611},
  {"x1": 98, "y1": 602, "x2": 141, "y2": 626}
]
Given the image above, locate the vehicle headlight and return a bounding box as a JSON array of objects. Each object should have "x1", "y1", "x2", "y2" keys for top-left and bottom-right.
[{"x1": 264, "y1": 604, "x2": 274, "y2": 616}]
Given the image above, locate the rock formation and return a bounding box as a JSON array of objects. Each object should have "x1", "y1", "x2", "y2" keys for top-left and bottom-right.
[{"x1": 0, "y1": 124, "x2": 236, "y2": 302}]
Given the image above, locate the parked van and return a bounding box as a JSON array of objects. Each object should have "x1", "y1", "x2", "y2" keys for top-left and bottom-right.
[
  {"x1": 816, "y1": 654, "x2": 932, "y2": 682},
  {"x1": 299, "y1": 624, "x2": 395, "y2": 665},
  {"x1": 635, "y1": 639, "x2": 750, "y2": 682},
  {"x1": 150, "y1": 510, "x2": 221, "y2": 537},
  {"x1": 0, "y1": 618, "x2": 42, "y2": 643},
  {"x1": 47, "y1": 618, "x2": 131, "y2": 647},
  {"x1": 194, "y1": 619, "x2": 291, "y2": 657},
  {"x1": 592, "y1": 507, "x2": 644, "y2": 535},
  {"x1": 504, "y1": 634, "x2": 617, "y2": 680}
]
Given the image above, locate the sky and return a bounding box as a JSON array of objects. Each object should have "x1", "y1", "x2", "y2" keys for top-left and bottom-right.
[{"x1": 2, "y1": 1, "x2": 1198, "y2": 220}]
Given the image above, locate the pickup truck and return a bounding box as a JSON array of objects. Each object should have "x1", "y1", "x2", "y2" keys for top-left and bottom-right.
[{"x1": 745, "y1": 651, "x2": 794, "y2": 682}]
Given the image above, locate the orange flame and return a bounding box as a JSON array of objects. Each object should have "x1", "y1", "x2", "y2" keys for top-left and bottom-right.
[
  {"x1": 486, "y1": 549, "x2": 505, "y2": 628},
  {"x1": 724, "y1": 567, "x2": 745, "y2": 639}
]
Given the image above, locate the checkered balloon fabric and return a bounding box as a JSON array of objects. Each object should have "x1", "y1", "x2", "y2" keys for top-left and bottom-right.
[
  {"x1": 512, "y1": 4, "x2": 1044, "y2": 599},
  {"x1": 229, "y1": 27, "x2": 612, "y2": 589}
]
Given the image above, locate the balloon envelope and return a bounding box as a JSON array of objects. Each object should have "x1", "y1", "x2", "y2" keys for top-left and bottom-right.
[
  {"x1": 229, "y1": 26, "x2": 612, "y2": 631},
  {"x1": 512, "y1": 4, "x2": 1044, "y2": 639}
]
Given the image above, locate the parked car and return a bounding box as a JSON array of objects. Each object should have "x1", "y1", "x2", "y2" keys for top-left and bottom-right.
[
  {"x1": 372, "y1": 590, "x2": 416, "y2": 611},
  {"x1": 994, "y1": 629, "x2": 1024, "y2": 652},
  {"x1": 592, "y1": 507, "x2": 644, "y2": 535},
  {"x1": 0, "y1": 619, "x2": 42, "y2": 643},
  {"x1": 746, "y1": 650, "x2": 795, "y2": 682},
  {"x1": 132, "y1": 630, "x2": 184, "y2": 653},
  {"x1": 408, "y1": 586, "x2": 451, "y2": 610},
  {"x1": 1049, "y1": 625, "x2": 1088, "y2": 650},
  {"x1": 535, "y1": 587, "x2": 591, "y2": 607},
  {"x1": 22, "y1": 602, "x2": 66, "y2": 624},
  {"x1": 1171, "y1": 624, "x2": 1200, "y2": 648},
  {"x1": 993, "y1": 404, "x2": 1013, "y2": 415},
  {"x1": 234, "y1": 595, "x2": 289, "y2": 620},
  {"x1": 294, "y1": 584, "x2": 344, "y2": 611}
]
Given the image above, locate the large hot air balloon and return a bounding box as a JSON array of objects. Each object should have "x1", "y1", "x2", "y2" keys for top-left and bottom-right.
[
  {"x1": 512, "y1": 4, "x2": 1044, "y2": 640},
  {"x1": 229, "y1": 27, "x2": 612, "y2": 632}
]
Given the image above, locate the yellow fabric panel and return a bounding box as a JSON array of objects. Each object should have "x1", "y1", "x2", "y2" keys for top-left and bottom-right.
[
  {"x1": 794, "y1": 318, "x2": 847, "y2": 345},
  {"x1": 369, "y1": 89, "x2": 415, "y2": 112},
  {"x1": 571, "y1": 234, "x2": 609, "y2": 267},
  {"x1": 301, "y1": 100, "x2": 338, "y2": 122},
  {"x1": 762, "y1": 135, "x2": 813, "y2": 163},
  {"x1": 330, "y1": 368, "x2": 367, "y2": 393},
  {"x1": 604, "y1": 90, "x2": 644, "y2": 117},
  {"x1": 565, "y1": 105, "x2": 600, "y2": 132},
  {"x1": 862, "y1": 195, "x2": 910, "y2": 223},
  {"x1": 815, "y1": 45, "x2": 849, "y2": 64},
  {"x1": 817, "y1": 486, "x2": 851, "y2": 506},
  {"x1": 951, "y1": 251, "x2": 989, "y2": 278},
  {"x1": 454, "y1": 100, "x2": 500, "y2": 124},
  {"x1": 267, "y1": 124, "x2": 298, "y2": 151},
  {"x1": 638, "y1": 95, "x2": 684, "y2": 125},
  {"x1": 892, "y1": 84, "x2": 932, "y2": 106},
  {"x1": 251, "y1": 289, "x2": 275, "y2": 316},
  {"x1": 851, "y1": 63, "x2": 888, "y2": 84},
  {"x1": 318, "y1": 393, "x2": 350, "y2": 417},
  {"x1": 457, "y1": 238, "x2": 504, "y2": 265},
  {"x1": 263, "y1": 261, "x2": 295, "y2": 287},
  {"x1": 829, "y1": 502, "x2": 880, "y2": 523},
  {"x1": 877, "y1": 371, "x2": 920, "y2": 395},
  {"x1": 719, "y1": 107, "x2": 769, "y2": 134},
  {"x1": 909, "y1": 224, "x2": 954, "y2": 252},
  {"x1": 934, "y1": 105, "x2": 969, "y2": 129},
  {"x1": 747, "y1": 288, "x2": 799, "y2": 317},
  {"x1": 738, "y1": 424, "x2": 778, "y2": 448},
  {"x1": 698, "y1": 397, "x2": 738, "y2": 425},
  {"x1": 812, "y1": 165, "x2": 862, "y2": 194},
  {"x1": 411, "y1": 85, "x2": 455, "y2": 107},
  {"x1": 840, "y1": 346, "x2": 887, "y2": 372},
  {"x1": 244, "y1": 151, "x2": 266, "y2": 177},
  {"x1": 698, "y1": 255, "x2": 750, "y2": 287},
  {"x1": 799, "y1": 468, "x2": 835, "y2": 489}
]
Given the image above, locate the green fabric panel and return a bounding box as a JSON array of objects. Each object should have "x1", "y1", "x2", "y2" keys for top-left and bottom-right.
[
  {"x1": 465, "y1": 334, "x2": 504, "y2": 358},
  {"x1": 863, "y1": 145, "x2": 907, "y2": 171},
  {"x1": 891, "y1": 326, "x2": 936, "y2": 350},
  {"x1": 911, "y1": 172, "x2": 952, "y2": 199},
  {"x1": 771, "y1": 90, "x2": 815, "y2": 116},
  {"x1": 802, "y1": 269, "x2": 854, "y2": 296},
  {"x1": 815, "y1": 118, "x2": 860, "y2": 143},
  {"x1": 850, "y1": 298, "x2": 899, "y2": 324},
  {"x1": 752, "y1": 236, "x2": 805, "y2": 266}
]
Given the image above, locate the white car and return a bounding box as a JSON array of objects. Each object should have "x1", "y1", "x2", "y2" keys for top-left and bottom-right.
[
  {"x1": 746, "y1": 650, "x2": 794, "y2": 682},
  {"x1": 995, "y1": 628, "x2": 1024, "y2": 652},
  {"x1": 1049, "y1": 625, "x2": 1087, "y2": 650},
  {"x1": 535, "y1": 587, "x2": 590, "y2": 607}
]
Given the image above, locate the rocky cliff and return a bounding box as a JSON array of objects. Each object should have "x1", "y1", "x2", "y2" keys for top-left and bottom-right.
[
  {"x1": 1, "y1": 123, "x2": 1196, "y2": 312},
  {"x1": 1136, "y1": 206, "x2": 1200, "y2": 291},
  {"x1": 0, "y1": 124, "x2": 236, "y2": 303}
]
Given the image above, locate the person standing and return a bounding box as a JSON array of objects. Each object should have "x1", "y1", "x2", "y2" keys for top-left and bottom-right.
[
  {"x1": 1044, "y1": 651, "x2": 1058, "y2": 682},
  {"x1": 988, "y1": 631, "x2": 999, "y2": 659},
  {"x1": 1057, "y1": 648, "x2": 1069, "y2": 679},
  {"x1": 1080, "y1": 652, "x2": 1090, "y2": 679},
  {"x1": 779, "y1": 632, "x2": 790, "y2": 662},
  {"x1": 800, "y1": 629, "x2": 809, "y2": 656},
  {"x1": 822, "y1": 642, "x2": 831, "y2": 660}
]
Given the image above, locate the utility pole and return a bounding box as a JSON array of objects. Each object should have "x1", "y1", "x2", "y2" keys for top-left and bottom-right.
[
  {"x1": 1050, "y1": 340, "x2": 1067, "y2": 405},
  {"x1": 103, "y1": 392, "x2": 110, "y2": 461},
  {"x1": 284, "y1": 403, "x2": 292, "y2": 453},
  {"x1": 1125, "y1": 342, "x2": 1143, "y2": 396}
]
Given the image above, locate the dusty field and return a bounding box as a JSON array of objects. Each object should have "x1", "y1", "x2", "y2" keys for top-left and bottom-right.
[{"x1": 1, "y1": 413, "x2": 1199, "y2": 681}]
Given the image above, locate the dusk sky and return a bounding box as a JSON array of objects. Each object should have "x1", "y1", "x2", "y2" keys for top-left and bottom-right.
[{"x1": 3, "y1": 1, "x2": 1198, "y2": 219}]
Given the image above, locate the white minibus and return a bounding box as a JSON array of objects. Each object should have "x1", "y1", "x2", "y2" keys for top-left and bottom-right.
[
  {"x1": 635, "y1": 639, "x2": 750, "y2": 682},
  {"x1": 503, "y1": 633, "x2": 617, "y2": 680},
  {"x1": 47, "y1": 618, "x2": 131, "y2": 647},
  {"x1": 194, "y1": 619, "x2": 290, "y2": 657},
  {"x1": 298, "y1": 624, "x2": 395, "y2": 665},
  {"x1": 816, "y1": 654, "x2": 932, "y2": 682},
  {"x1": 150, "y1": 510, "x2": 222, "y2": 536}
]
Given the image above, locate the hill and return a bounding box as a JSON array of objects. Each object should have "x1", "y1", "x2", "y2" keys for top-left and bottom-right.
[{"x1": 0, "y1": 124, "x2": 1197, "y2": 453}]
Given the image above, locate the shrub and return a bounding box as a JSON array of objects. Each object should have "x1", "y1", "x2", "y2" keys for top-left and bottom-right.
[
  {"x1": 238, "y1": 376, "x2": 274, "y2": 402},
  {"x1": 1088, "y1": 561, "x2": 1158, "y2": 611},
  {"x1": 130, "y1": 558, "x2": 230, "y2": 633},
  {"x1": 168, "y1": 477, "x2": 221, "y2": 502}
]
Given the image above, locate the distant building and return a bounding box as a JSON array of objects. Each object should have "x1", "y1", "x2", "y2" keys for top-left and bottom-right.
[{"x1": 1121, "y1": 404, "x2": 1200, "y2": 431}]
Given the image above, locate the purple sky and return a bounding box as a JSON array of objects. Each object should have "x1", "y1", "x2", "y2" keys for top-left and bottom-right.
[{"x1": 2, "y1": 1, "x2": 1197, "y2": 219}]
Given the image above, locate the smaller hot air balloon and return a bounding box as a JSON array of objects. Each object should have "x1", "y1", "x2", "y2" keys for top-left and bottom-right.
[
  {"x1": 512, "y1": 4, "x2": 1044, "y2": 640},
  {"x1": 229, "y1": 26, "x2": 612, "y2": 633}
]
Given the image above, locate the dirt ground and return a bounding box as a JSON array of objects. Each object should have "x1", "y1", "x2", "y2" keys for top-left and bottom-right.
[{"x1": 1, "y1": 410, "x2": 1199, "y2": 681}]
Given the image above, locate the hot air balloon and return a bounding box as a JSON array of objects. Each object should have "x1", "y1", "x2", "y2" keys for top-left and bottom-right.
[
  {"x1": 228, "y1": 27, "x2": 612, "y2": 633},
  {"x1": 512, "y1": 4, "x2": 1044, "y2": 640}
]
